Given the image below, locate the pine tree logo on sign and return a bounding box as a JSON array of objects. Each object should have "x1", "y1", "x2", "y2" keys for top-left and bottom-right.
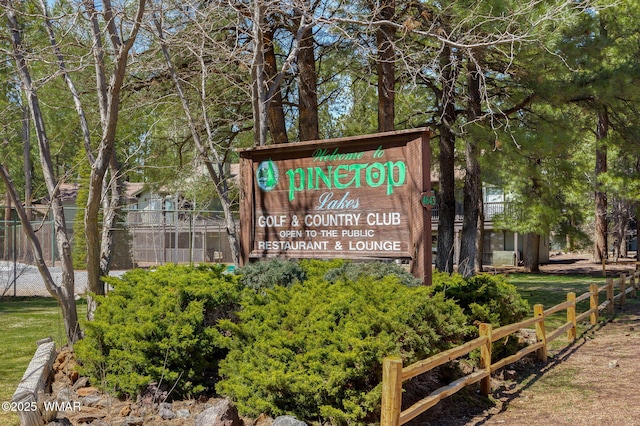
[{"x1": 256, "y1": 159, "x2": 279, "y2": 192}]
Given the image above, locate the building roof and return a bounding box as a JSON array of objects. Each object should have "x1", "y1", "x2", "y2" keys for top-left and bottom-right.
[{"x1": 35, "y1": 181, "x2": 147, "y2": 206}]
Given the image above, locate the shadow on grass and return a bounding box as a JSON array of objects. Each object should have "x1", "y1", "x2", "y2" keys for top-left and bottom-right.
[{"x1": 0, "y1": 296, "x2": 61, "y2": 313}]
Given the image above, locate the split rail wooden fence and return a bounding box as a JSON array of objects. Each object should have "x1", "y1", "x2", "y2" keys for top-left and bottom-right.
[{"x1": 381, "y1": 268, "x2": 640, "y2": 425}]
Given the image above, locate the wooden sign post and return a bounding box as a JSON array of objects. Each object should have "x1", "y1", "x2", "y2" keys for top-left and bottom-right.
[{"x1": 239, "y1": 128, "x2": 433, "y2": 284}]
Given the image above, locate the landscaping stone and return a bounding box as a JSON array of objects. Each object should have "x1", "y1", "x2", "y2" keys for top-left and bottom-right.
[
  {"x1": 119, "y1": 415, "x2": 145, "y2": 426},
  {"x1": 81, "y1": 394, "x2": 103, "y2": 407},
  {"x1": 119, "y1": 404, "x2": 132, "y2": 417},
  {"x1": 73, "y1": 412, "x2": 103, "y2": 424},
  {"x1": 76, "y1": 386, "x2": 100, "y2": 396},
  {"x1": 12, "y1": 339, "x2": 57, "y2": 426},
  {"x1": 56, "y1": 388, "x2": 75, "y2": 402},
  {"x1": 254, "y1": 413, "x2": 274, "y2": 426},
  {"x1": 176, "y1": 408, "x2": 191, "y2": 418},
  {"x1": 72, "y1": 376, "x2": 89, "y2": 390},
  {"x1": 194, "y1": 398, "x2": 241, "y2": 426},
  {"x1": 159, "y1": 402, "x2": 177, "y2": 419},
  {"x1": 272, "y1": 415, "x2": 307, "y2": 426},
  {"x1": 45, "y1": 418, "x2": 72, "y2": 426}
]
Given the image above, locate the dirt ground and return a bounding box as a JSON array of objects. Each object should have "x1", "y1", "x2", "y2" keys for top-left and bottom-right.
[
  {"x1": 494, "y1": 251, "x2": 639, "y2": 278},
  {"x1": 411, "y1": 253, "x2": 640, "y2": 426}
]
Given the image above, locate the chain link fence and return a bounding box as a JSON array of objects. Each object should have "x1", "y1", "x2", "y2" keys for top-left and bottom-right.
[{"x1": 0, "y1": 206, "x2": 239, "y2": 298}]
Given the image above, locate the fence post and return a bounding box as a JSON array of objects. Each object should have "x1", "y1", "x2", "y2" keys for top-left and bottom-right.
[
  {"x1": 590, "y1": 283, "x2": 599, "y2": 325},
  {"x1": 607, "y1": 278, "x2": 614, "y2": 314},
  {"x1": 381, "y1": 357, "x2": 403, "y2": 426},
  {"x1": 479, "y1": 323, "x2": 492, "y2": 396},
  {"x1": 567, "y1": 292, "x2": 576, "y2": 341},
  {"x1": 631, "y1": 274, "x2": 637, "y2": 299},
  {"x1": 619, "y1": 273, "x2": 627, "y2": 305},
  {"x1": 534, "y1": 304, "x2": 547, "y2": 363}
]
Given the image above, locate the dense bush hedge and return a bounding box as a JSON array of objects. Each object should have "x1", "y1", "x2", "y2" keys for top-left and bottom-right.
[
  {"x1": 236, "y1": 258, "x2": 307, "y2": 290},
  {"x1": 216, "y1": 263, "x2": 468, "y2": 424},
  {"x1": 432, "y1": 272, "x2": 530, "y2": 328},
  {"x1": 323, "y1": 260, "x2": 422, "y2": 287},
  {"x1": 75, "y1": 259, "x2": 532, "y2": 423},
  {"x1": 75, "y1": 264, "x2": 241, "y2": 399},
  {"x1": 432, "y1": 272, "x2": 531, "y2": 360},
  {"x1": 239, "y1": 258, "x2": 421, "y2": 289}
]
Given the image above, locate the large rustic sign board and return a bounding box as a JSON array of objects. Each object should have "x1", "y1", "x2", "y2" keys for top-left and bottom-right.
[{"x1": 239, "y1": 128, "x2": 433, "y2": 283}]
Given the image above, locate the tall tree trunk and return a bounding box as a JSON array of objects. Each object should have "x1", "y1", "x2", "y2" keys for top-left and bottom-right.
[
  {"x1": 435, "y1": 45, "x2": 457, "y2": 273},
  {"x1": 3, "y1": 192, "x2": 11, "y2": 260},
  {"x1": 475, "y1": 189, "x2": 485, "y2": 273},
  {"x1": 375, "y1": 0, "x2": 395, "y2": 132},
  {"x1": 523, "y1": 233, "x2": 540, "y2": 273},
  {"x1": 22, "y1": 104, "x2": 33, "y2": 261},
  {"x1": 264, "y1": 29, "x2": 288, "y2": 144},
  {"x1": 611, "y1": 198, "x2": 630, "y2": 260},
  {"x1": 84, "y1": 0, "x2": 145, "y2": 299},
  {"x1": 4, "y1": 1, "x2": 81, "y2": 345},
  {"x1": 459, "y1": 140, "x2": 481, "y2": 277},
  {"x1": 296, "y1": 5, "x2": 319, "y2": 142},
  {"x1": 459, "y1": 62, "x2": 482, "y2": 278},
  {"x1": 594, "y1": 108, "x2": 608, "y2": 262},
  {"x1": 100, "y1": 154, "x2": 124, "y2": 277},
  {"x1": 251, "y1": 1, "x2": 268, "y2": 146},
  {"x1": 637, "y1": 201, "x2": 640, "y2": 262}
]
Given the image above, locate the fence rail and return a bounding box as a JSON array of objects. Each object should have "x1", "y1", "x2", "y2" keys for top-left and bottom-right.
[{"x1": 380, "y1": 268, "x2": 640, "y2": 425}]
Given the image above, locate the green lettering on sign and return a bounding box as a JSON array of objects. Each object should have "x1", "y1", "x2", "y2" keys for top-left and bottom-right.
[{"x1": 286, "y1": 161, "x2": 407, "y2": 200}]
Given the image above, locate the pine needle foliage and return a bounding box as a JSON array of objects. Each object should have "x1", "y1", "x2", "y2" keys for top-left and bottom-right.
[
  {"x1": 236, "y1": 258, "x2": 308, "y2": 290},
  {"x1": 432, "y1": 272, "x2": 531, "y2": 360},
  {"x1": 216, "y1": 261, "x2": 467, "y2": 424},
  {"x1": 75, "y1": 264, "x2": 241, "y2": 399},
  {"x1": 432, "y1": 272, "x2": 530, "y2": 328},
  {"x1": 323, "y1": 261, "x2": 422, "y2": 287}
]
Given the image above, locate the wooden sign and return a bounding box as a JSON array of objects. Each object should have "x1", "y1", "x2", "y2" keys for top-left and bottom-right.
[{"x1": 239, "y1": 128, "x2": 433, "y2": 283}]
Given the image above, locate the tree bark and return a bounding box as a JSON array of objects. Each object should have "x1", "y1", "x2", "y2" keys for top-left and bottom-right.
[
  {"x1": 264, "y1": 28, "x2": 289, "y2": 144},
  {"x1": 459, "y1": 62, "x2": 482, "y2": 278},
  {"x1": 21, "y1": 104, "x2": 33, "y2": 261},
  {"x1": 3, "y1": 0, "x2": 81, "y2": 344},
  {"x1": 637, "y1": 202, "x2": 640, "y2": 262},
  {"x1": 251, "y1": 1, "x2": 268, "y2": 146},
  {"x1": 375, "y1": 0, "x2": 395, "y2": 132},
  {"x1": 611, "y1": 198, "x2": 630, "y2": 261},
  {"x1": 523, "y1": 233, "x2": 540, "y2": 273},
  {"x1": 100, "y1": 153, "x2": 124, "y2": 277},
  {"x1": 296, "y1": 4, "x2": 319, "y2": 142},
  {"x1": 2, "y1": 192, "x2": 11, "y2": 260},
  {"x1": 84, "y1": 0, "x2": 145, "y2": 299},
  {"x1": 435, "y1": 44, "x2": 457, "y2": 273},
  {"x1": 475, "y1": 194, "x2": 485, "y2": 273},
  {"x1": 459, "y1": 139, "x2": 481, "y2": 277},
  {"x1": 594, "y1": 108, "x2": 608, "y2": 262}
]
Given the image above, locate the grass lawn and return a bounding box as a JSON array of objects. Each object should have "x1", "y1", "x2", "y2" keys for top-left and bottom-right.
[
  {"x1": 505, "y1": 273, "x2": 610, "y2": 347},
  {"x1": 0, "y1": 297, "x2": 86, "y2": 426}
]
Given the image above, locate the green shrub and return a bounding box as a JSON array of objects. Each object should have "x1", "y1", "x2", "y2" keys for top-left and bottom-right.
[
  {"x1": 236, "y1": 259, "x2": 307, "y2": 290},
  {"x1": 432, "y1": 272, "x2": 531, "y2": 361},
  {"x1": 432, "y1": 272, "x2": 530, "y2": 327},
  {"x1": 323, "y1": 260, "x2": 422, "y2": 287},
  {"x1": 299, "y1": 258, "x2": 346, "y2": 280},
  {"x1": 216, "y1": 274, "x2": 467, "y2": 424},
  {"x1": 75, "y1": 264, "x2": 241, "y2": 399}
]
